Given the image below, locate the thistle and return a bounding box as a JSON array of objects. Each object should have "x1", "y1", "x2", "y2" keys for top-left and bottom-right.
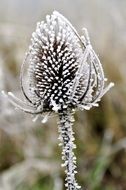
[{"x1": 3, "y1": 11, "x2": 114, "y2": 190}]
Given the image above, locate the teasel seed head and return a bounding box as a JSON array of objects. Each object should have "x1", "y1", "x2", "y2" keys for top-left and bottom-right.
[
  {"x1": 1, "y1": 11, "x2": 114, "y2": 190},
  {"x1": 3, "y1": 11, "x2": 114, "y2": 118}
]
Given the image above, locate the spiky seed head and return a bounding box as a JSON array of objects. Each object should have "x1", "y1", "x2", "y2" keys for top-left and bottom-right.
[
  {"x1": 5, "y1": 11, "x2": 114, "y2": 115},
  {"x1": 26, "y1": 12, "x2": 83, "y2": 112}
]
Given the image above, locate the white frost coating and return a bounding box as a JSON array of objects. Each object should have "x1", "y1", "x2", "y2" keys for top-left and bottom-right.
[
  {"x1": 2, "y1": 91, "x2": 41, "y2": 114},
  {"x1": 32, "y1": 115, "x2": 39, "y2": 122},
  {"x1": 70, "y1": 44, "x2": 92, "y2": 101},
  {"x1": 58, "y1": 110, "x2": 81, "y2": 190},
  {"x1": 41, "y1": 114, "x2": 49, "y2": 123},
  {"x1": 2, "y1": 11, "x2": 114, "y2": 190},
  {"x1": 51, "y1": 97, "x2": 60, "y2": 112}
]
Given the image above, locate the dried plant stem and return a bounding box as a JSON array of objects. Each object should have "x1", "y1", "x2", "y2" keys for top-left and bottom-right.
[{"x1": 58, "y1": 110, "x2": 81, "y2": 190}]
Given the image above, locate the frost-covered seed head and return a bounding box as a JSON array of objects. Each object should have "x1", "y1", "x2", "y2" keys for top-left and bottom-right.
[{"x1": 6, "y1": 11, "x2": 114, "y2": 115}]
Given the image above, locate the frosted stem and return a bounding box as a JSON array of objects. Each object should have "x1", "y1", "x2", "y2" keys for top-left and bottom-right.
[{"x1": 58, "y1": 110, "x2": 81, "y2": 190}]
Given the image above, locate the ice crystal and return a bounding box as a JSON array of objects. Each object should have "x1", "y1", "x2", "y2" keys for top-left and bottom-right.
[{"x1": 2, "y1": 11, "x2": 114, "y2": 190}]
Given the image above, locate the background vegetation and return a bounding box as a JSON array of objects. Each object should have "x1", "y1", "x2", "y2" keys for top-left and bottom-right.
[{"x1": 0, "y1": 0, "x2": 126, "y2": 189}]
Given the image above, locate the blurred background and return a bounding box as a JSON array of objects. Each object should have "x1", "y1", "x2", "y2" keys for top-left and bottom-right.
[{"x1": 0, "y1": 0, "x2": 126, "y2": 189}]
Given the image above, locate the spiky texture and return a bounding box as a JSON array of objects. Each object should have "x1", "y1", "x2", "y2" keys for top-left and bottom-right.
[
  {"x1": 25, "y1": 12, "x2": 114, "y2": 113},
  {"x1": 27, "y1": 13, "x2": 82, "y2": 112},
  {"x1": 58, "y1": 110, "x2": 81, "y2": 190},
  {"x1": 5, "y1": 11, "x2": 114, "y2": 114},
  {"x1": 3, "y1": 11, "x2": 114, "y2": 190}
]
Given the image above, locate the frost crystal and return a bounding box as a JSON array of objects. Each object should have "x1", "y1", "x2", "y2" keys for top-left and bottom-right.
[{"x1": 2, "y1": 11, "x2": 114, "y2": 190}]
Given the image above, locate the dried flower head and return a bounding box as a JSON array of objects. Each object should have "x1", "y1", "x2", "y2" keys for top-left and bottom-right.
[
  {"x1": 4, "y1": 11, "x2": 114, "y2": 117},
  {"x1": 2, "y1": 11, "x2": 114, "y2": 190}
]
